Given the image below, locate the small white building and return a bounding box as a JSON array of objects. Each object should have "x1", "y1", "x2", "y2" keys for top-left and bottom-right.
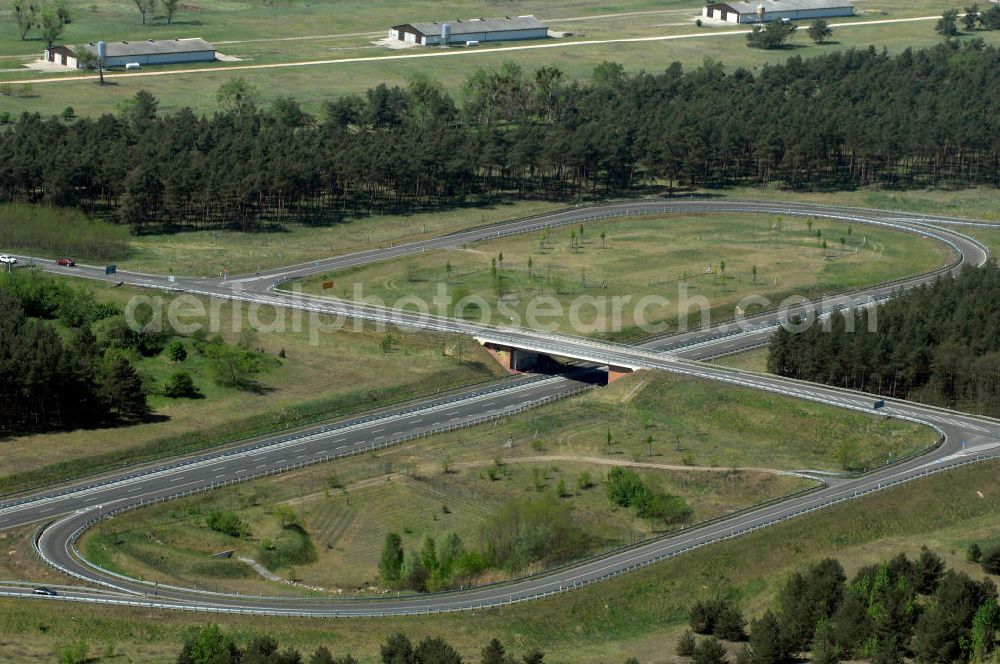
[
  {"x1": 44, "y1": 38, "x2": 216, "y2": 68},
  {"x1": 389, "y1": 15, "x2": 548, "y2": 46},
  {"x1": 702, "y1": 0, "x2": 854, "y2": 23}
]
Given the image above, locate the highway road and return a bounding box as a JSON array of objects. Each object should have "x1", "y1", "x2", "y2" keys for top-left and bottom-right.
[{"x1": 3, "y1": 200, "x2": 998, "y2": 616}]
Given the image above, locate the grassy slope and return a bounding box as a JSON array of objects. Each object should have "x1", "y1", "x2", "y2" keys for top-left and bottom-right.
[
  {"x1": 0, "y1": 277, "x2": 506, "y2": 493},
  {"x1": 297, "y1": 212, "x2": 949, "y2": 339},
  {"x1": 0, "y1": 0, "x2": 997, "y2": 117},
  {"x1": 78, "y1": 370, "x2": 933, "y2": 594},
  {"x1": 1, "y1": 459, "x2": 997, "y2": 663}
]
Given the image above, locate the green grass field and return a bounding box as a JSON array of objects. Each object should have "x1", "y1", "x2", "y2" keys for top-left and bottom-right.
[
  {"x1": 2, "y1": 457, "x2": 996, "y2": 663},
  {"x1": 712, "y1": 347, "x2": 771, "y2": 373},
  {"x1": 296, "y1": 212, "x2": 950, "y2": 340},
  {"x1": 0, "y1": 276, "x2": 506, "y2": 494},
  {"x1": 77, "y1": 370, "x2": 933, "y2": 595},
  {"x1": 0, "y1": 0, "x2": 996, "y2": 118},
  {"x1": 119, "y1": 200, "x2": 567, "y2": 276}
]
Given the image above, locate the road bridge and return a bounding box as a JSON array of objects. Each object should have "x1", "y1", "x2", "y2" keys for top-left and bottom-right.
[{"x1": 1, "y1": 199, "x2": 997, "y2": 618}]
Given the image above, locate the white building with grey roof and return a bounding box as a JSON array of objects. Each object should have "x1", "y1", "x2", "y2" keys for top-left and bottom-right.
[
  {"x1": 702, "y1": 0, "x2": 854, "y2": 23},
  {"x1": 44, "y1": 38, "x2": 216, "y2": 68},
  {"x1": 389, "y1": 16, "x2": 548, "y2": 46}
]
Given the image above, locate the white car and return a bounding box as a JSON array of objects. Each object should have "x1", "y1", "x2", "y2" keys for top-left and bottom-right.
[{"x1": 0, "y1": 255, "x2": 16, "y2": 265}]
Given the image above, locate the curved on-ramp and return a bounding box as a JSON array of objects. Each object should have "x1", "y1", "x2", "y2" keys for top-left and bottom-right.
[{"x1": 7, "y1": 200, "x2": 999, "y2": 617}]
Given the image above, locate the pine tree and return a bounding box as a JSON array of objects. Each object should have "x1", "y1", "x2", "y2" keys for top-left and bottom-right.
[
  {"x1": 380, "y1": 634, "x2": 414, "y2": 664},
  {"x1": 481, "y1": 639, "x2": 508, "y2": 664},
  {"x1": 99, "y1": 355, "x2": 148, "y2": 419},
  {"x1": 747, "y1": 611, "x2": 791, "y2": 664}
]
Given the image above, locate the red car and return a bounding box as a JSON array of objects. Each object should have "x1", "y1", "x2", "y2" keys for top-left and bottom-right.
[{"x1": 56, "y1": 258, "x2": 75, "y2": 267}]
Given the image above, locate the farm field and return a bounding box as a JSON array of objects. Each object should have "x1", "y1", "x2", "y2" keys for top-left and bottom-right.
[
  {"x1": 2, "y1": 427, "x2": 987, "y2": 663},
  {"x1": 296, "y1": 212, "x2": 951, "y2": 340},
  {"x1": 79, "y1": 370, "x2": 934, "y2": 595},
  {"x1": 0, "y1": 0, "x2": 997, "y2": 117},
  {"x1": 0, "y1": 276, "x2": 505, "y2": 495}
]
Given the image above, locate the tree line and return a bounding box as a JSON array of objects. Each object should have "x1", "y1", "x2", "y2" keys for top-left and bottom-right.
[
  {"x1": 675, "y1": 547, "x2": 1000, "y2": 663},
  {"x1": 169, "y1": 627, "x2": 549, "y2": 664},
  {"x1": 1, "y1": 41, "x2": 998, "y2": 234},
  {"x1": 0, "y1": 271, "x2": 147, "y2": 433},
  {"x1": 767, "y1": 264, "x2": 1000, "y2": 416},
  {"x1": 0, "y1": 203, "x2": 129, "y2": 261}
]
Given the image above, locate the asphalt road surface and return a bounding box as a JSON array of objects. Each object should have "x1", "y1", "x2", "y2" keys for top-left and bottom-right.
[{"x1": 3, "y1": 200, "x2": 998, "y2": 616}]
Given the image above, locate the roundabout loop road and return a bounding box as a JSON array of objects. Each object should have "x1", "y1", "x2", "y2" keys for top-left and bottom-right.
[{"x1": 4, "y1": 199, "x2": 999, "y2": 616}]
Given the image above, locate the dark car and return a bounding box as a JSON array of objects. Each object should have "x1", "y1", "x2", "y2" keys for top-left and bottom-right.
[
  {"x1": 56, "y1": 258, "x2": 75, "y2": 267},
  {"x1": 32, "y1": 587, "x2": 58, "y2": 596}
]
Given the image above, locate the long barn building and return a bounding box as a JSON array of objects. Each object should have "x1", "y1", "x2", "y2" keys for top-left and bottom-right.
[
  {"x1": 389, "y1": 16, "x2": 548, "y2": 46},
  {"x1": 44, "y1": 38, "x2": 216, "y2": 68},
  {"x1": 702, "y1": 0, "x2": 854, "y2": 23}
]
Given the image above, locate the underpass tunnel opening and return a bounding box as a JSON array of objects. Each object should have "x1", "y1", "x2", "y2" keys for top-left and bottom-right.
[{"x1": 479, "y1": 342, "x2": 631, "y2": 385}]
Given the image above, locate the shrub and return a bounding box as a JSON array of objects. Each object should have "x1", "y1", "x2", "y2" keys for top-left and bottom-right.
[
  {"x1": 205, "y1": 510, "x2": 251, "y2": 538},
  {"x1": 167, "y1": 340, "x2": 188, "y2": 363},
  {"x1": 967, "y1": 542, "x2": 983, "y2": 562},
  {"x1": 607, "y1": 466, "x2": 691, "y2": 525},
  {"x1": 606, "y1": 467, "x2": 649, "y2": 507},
  {"x1": 692, "y1": 637, "x2": 728, "y2": 664},
  {"x1": 204, "y1": 341, "x2": 266, "y2": 390},
  {"x1": 638, "y1": 491, "x2": 693, "y2": 526},
  {"x1": 162, "y1": 370, "x2": 200, "y2": 398},
  {"x1": 677, "y1": 630, "x2": 696, "y2": 656},
  {"x1": 981, "y1": 545, "x2": 1000, "y2": 575},
  {"x1": 258, "y1": 524, "x2": 317, "y2": 570}
]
